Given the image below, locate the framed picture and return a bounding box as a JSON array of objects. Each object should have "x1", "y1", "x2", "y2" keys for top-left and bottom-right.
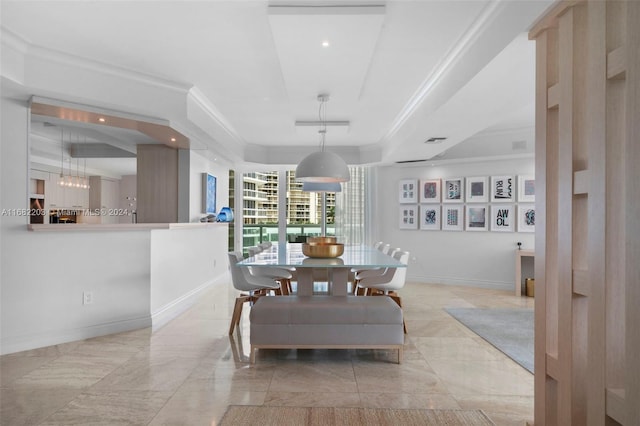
[
  {"x1": 419, "y1": 204, "x2": 440, "y2": 230},
  {"x1": 518, "y1": 204, "x2": 535, "y2": 233},
  {"x1": 491, "y1": 175, "x2": 515, "y2": 202},
  {"x1": 518, "y1": 175, "x2": 535, "y2": 202},
  {"x1": 442, "y1": 177, "x2": 464, "y2": 203},
  {"x1": 202, "y1": 173, "x2": 217, "y2": 214},
  {"x1": 399, "y1": 205, "x2": 418, "y2": 229},
  {"x1": 490, "y1": 204, "x2": 515, "y2": 232},
  {"x1": 466, "y1": 205, "x2": 488, "y2": 231},
  {"x1": 420, "y1": 179, "x2": 441, "y2": 203},
  {"x1": 465, "y1": 176, "x2": 488, "y2": 203},
  {"x1": 399, "y1": 179, "x2": 418, "y2": 203},
  {"x1": 442, "y1": 205, "x2": 464, "y2": 231}
]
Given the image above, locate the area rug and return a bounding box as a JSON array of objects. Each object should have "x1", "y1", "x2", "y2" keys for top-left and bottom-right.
[
  {"x1": 220, "y1": 406, "x2": 494, "y2": 426},
  {"x1": 445, "y1": 307, "x2": 534, "y2": 373}
]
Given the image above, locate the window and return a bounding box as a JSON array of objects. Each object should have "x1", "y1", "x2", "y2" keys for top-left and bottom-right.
[{"x1": 239, "y1": 167, "x2": 367, "y2": 251}]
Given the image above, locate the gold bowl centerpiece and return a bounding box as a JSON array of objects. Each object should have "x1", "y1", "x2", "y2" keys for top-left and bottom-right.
[
  {"x1": 302, "y1": 239, "x2": 344, "y2": 258},
  {"x1": 307, "y1": 236, "x2": 337, "y2": 244}
]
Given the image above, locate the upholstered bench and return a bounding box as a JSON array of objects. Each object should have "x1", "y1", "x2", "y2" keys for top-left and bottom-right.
[{"x1": 249, "y1": 295, "x2": 404, "y2": 363}]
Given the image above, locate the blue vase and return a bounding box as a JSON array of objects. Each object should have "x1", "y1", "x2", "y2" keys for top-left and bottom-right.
[{"x1": 217, "y1": 207, "x2": 234, "y2": 222}]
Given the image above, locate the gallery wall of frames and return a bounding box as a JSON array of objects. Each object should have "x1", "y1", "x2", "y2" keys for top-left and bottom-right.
[{"x1": 398, "y1": 175, "x2": 535, "y2": 232}]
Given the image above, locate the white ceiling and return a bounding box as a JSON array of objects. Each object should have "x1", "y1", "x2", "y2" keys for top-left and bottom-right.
[{"x1": 1, "y1": 0, "x2": 553, "y2": 174}]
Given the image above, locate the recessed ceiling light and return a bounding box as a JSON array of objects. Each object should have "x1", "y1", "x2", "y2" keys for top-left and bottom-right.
[
  {"x1": 170, "y1": 137, "x2": 176, "y2": 142},
  {"x1": 98, "y1": 117, "x2": 106, "y2": 123},
  {"x1": 322, "y1": 40, "x2": 330, "y2": 47}
]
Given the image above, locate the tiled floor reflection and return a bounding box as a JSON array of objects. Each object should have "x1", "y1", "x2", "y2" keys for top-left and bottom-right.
[{"x1": 1, "y1": 281, "x2": 534, "y2": 425}]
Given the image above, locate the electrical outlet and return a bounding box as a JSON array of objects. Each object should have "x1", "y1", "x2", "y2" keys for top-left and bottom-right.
[{"x1": 83, "y1": 291, "x2": 94, "y2": 305}]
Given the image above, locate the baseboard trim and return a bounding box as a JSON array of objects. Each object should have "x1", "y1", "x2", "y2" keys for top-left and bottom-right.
[
  {"x1": 1, "y1": 315, "x2": 152, "y2": 355},
  {"x1": 1, "y1": 273, "x2": 230, "y2": 356},
  {"x1": 151, "y1": 273, "x2": 228, "y2": 331},
  {"x1": 408, "y1": 274, "x2": 513, "y2": 292}
]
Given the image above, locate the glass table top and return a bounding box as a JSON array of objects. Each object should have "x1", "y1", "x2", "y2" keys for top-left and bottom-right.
[{"x1": 237, "y1": 243, "x2": 406, "y2": 269}]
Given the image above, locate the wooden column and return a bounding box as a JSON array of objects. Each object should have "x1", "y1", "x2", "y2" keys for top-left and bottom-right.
[
  {"x1": 624, "y1": 2, "x2": 640, "y2": 424},
  {"x1": 137, "y1": 144, "x2": 178, "y2": 223},
  {"x1": 529, "y1": 0, "x2": 638, "y2": 424}
]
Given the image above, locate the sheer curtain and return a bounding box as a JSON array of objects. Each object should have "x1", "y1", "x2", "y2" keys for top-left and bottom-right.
[{"x1": 335, "y1": 166, "x2": 373, "y2": 245}]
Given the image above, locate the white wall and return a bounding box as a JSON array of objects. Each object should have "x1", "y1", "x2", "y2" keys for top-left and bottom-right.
[
  {"x1": 1, "y1": 96, "x2": 152, "y2": 354},
  {"x1": 189, "y1": 151, "x2": 229, "y2": 222},
  {"x1": 0, "y1": 95, "x2": 231, "y2": 354},
  {"x1": 150, "y1": 225, "x2": 229, "y2": 329},
  {"x1": 374, "y1": 158, "x2": 535, "y2": 291}
]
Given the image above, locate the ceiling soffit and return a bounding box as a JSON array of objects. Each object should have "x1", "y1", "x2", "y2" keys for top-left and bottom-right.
[
  {"x1": 30, "y1": 98, "x2": 190, "y2": 150},
  {"x1": 267, "y1": 4, "x2": 385, "y2": 102}
]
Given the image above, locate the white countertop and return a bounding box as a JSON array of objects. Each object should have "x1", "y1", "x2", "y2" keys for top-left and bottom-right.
[{"x1": 27, "y1": 222, "x2": 227, "y2": 232}]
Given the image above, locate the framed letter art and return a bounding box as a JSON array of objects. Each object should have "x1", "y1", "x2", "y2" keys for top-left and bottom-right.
[
  {"x1": 420, "y1": 179, "x2": 441, "y2": 203},
  {"x1": 490, "y1": 204, "x2": 515, "y2": 232},
  {"x1": 491, "y1": 175, "x2": 515, "y2": 202},
  {"x1": 443, "y1": 177, "x2": 464, "y2": 203},
  {"x1": 442, "y1": 205, "x2": 464, "y2": 231},
  {"x1": 518, "y1": 204, "x2": 535, "y2": 232},
  {"x1": 419, "y1": 204, "x2": 440, "y2": 230},
  {"x1": 399, "y1": 205, "x2": 418, "y2": 229},
  {"x1": 465, "y1": 176, "x2": 488, "y2": 203},
  {"x1": 466, "y1": 205, "x2": 488, "y2": 231},
  {"x1": 518, "y1": 175, "x2": 535, "y2": 202},
  {"x1": 399, "y1": 179, "x2": 418, "y2": 203}
]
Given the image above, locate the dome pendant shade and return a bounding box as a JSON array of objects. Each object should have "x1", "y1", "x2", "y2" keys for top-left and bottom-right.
[
  {"x1": 302, "y1": 182, "x2": 342, "y2": 192},
  {"x1": 295, "y1": 151, "x2": 350, "y2": 183}
]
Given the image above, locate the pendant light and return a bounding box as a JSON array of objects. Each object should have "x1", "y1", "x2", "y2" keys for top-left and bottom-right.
[
  {"x1": 295, "y1": 95, "x2": 350, "y2": 183},
  {"x1": 302, "y1": 182, "x2": 341, "y2": 192}
]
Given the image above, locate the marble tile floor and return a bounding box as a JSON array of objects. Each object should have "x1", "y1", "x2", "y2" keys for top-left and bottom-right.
[{"x1": 0, "y1": 282, "x2": 534, "y2": 426}]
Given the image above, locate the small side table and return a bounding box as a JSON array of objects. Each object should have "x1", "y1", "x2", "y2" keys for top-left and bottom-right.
[{"x1": 515, "y1": 249, "x2": 535, "y2": 296}]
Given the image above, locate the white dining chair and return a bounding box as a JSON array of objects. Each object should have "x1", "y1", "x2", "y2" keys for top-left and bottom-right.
[
  {"x1": 356, "y1": 250, "x2": 410, "y2": 333},
  {"x1": 247, "y1": 245, "x2": 293, "y2": 295},
  {"x1": 352, "y1": 244, "x2": 393, "y2": 294},
  {"x1": 349, "y1": 242, "x2": 387, "y2": 293},
  {"x1": 354, "y1": 247, "x2": 401, "y2": 282},
  {"x1": 227, "y1": 251, "x2": 281, "y2": 335},
  {"x1": 258, "y1": 241, "x2": 272, "y2": 250}
]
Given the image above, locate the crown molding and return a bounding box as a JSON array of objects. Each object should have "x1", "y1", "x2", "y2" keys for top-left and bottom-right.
[
  {"x1": 1, "y1": 27, "x2": 30, "y2": 53},
  {"x1": 5, "y1": 30, "x2": 244, "y2": 163},
  {"x1": 382, "y1": 0, "x2": 505, "y2": 143},
  {"x1": 3, "y1": 30, "x2": 190, "y2": 94},
  {"x1": 28, "y1": 44, "x2": 191, "y2": 94},
  {"x1": 187, "y1": 87, "x2": 245, "y2": 146}
]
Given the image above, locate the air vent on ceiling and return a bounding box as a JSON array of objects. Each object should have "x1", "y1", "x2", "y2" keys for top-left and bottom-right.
[
  {"x1": 395, "y1": 159, "x2": 429, "y2": 164},
  {"x1": 425, "y1": 137, "x2": 447, "y2": 144},
  {"x1": 512, "y1": 140, "x2": 527, "y2": 150}
]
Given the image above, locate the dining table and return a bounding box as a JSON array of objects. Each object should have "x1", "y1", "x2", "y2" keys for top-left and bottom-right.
[{"x1": 237, "y1": 242, "x2": 406, "y2": 296}]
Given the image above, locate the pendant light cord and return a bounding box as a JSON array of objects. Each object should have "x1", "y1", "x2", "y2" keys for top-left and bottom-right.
[
  {"x1": 318, "y1": 96, "x2": 327, "y2": 151},
  {"x1": 60, "y1": 128, "x2": 64, "y2": 178}
]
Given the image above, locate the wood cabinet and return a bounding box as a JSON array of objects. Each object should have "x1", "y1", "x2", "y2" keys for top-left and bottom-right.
[
  {"x1": 89, "y1": 176, "x2": 121, "y2": 224},
  {"x1": 46, "y1": 173, "x2": 88, "y2": 210}
]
